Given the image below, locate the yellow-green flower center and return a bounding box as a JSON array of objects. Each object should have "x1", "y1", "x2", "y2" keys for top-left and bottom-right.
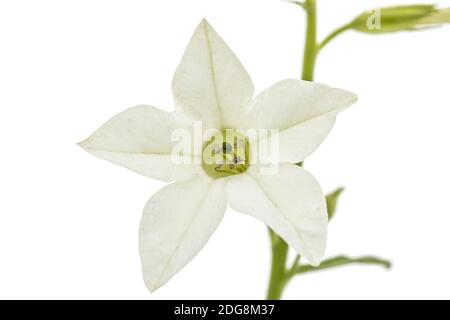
[{"x1": 202, "y1": 130, "x2": 250, "y2": 179}]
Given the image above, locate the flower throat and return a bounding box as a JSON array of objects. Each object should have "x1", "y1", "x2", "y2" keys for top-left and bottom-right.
[{"x1": 202, "y1": 130, "x2": 250, "y2": 179}]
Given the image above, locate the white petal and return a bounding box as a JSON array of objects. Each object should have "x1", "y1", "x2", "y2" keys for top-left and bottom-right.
[
  {"x1": 79, "y1": 105, "x2": 199, "y2": 182},
  {"x1": 246, "y1": 79, "x2": 357, "y2": 164},
  {"x1": 227, "y1": 164, "x2": 328, "y2": 266},
  {"x1": 139, "y1": 173, "x2": 227, "y2": 292},
  {"x1": 172, "y1": 19, "x2": 254, "y2": 129}
]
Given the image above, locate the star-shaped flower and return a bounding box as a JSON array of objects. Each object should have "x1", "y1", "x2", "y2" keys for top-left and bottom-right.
[{"x1": 79, "y1": 19, "x2": 357, "y2": 292}]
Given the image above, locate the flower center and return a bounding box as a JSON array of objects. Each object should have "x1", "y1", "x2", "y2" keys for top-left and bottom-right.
[{"x1": 202, "y1": 130, "x2": 250, "y2": 179}]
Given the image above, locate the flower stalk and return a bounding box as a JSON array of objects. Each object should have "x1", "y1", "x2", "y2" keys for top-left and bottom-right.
[
  {"x1": 267, "y1": 230, "x2": 289, "y2": 300},
  {"x1": 301, "y1": 0, "x2": 317, "y2": 81}
]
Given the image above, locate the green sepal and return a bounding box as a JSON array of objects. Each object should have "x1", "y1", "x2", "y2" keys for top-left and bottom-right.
[
  {"x1": 326, "y1": 187, "x2": 345, "y2": 220},
  {"x1": 418, "y1": 8, "x2": 450, "y2": 25}
]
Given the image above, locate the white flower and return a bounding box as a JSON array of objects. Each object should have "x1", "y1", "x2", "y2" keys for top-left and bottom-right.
[{"x1": 79, "y1": 19, "x2": 357, "y2": 292}]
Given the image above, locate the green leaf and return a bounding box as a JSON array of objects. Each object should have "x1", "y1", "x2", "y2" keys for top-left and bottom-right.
[
  {"x1": 295, "y1": 256, "x2": 392, "y2": 275},
  {"x1": 349, "y1": 5, "x2": 450, "y2": 34},
  {"x1": 326, "y1": 187, "x2": 345, "y2": 220}
]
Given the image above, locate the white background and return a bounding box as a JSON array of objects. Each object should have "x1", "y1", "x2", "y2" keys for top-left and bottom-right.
[{"x1": 1, "y1": 0, "x2": 449, "y2": 300}]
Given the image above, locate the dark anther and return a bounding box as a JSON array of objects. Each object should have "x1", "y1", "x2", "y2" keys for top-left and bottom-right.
[{"x1": 223, "y1": 142, "x2": 233, "y2": 154}]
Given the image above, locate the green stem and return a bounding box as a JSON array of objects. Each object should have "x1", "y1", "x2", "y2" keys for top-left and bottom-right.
[
  {"x1": 266, "y1": 0, "x2": 318, "y2": 300},
  {"x1": 317, "y1": 23, "x2": 351, "y2": 53},
  {"x1": 301, "y1": 0, "x2": 317, "y2": 81},
  {"x1": 266, "y1": 230, "x2": 289, "y2": 300}
]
